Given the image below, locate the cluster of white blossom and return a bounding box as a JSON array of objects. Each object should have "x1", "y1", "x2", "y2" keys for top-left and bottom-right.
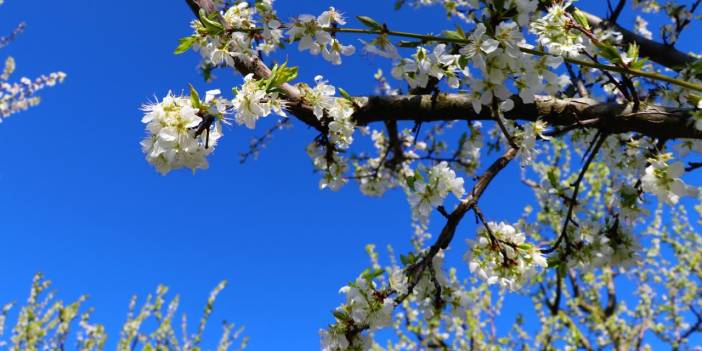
[
  {"x1": 634, "y1": 0, "x2": 662, "y2": 13},
  {"x1": 565, "y1": 220, "x2": 641, "y2": 268},
  {"x1": 407, "y1": 162, "x2": 465, "y2": 224},
  {"x1": 354, "y1": 130, "x2": 394, "y2": 197},
  {"x1": 641, "y1": 152, "x2": 698, "y2": 205},
  {"x1": 187, "y1": 0, "x2": 284, "y2": 67},
  {"x1": 459, "y1": 23, "x2": 500, "y2": 69},
  {"x1": 456, "y1": 122, "x2": 483, "y2": 175},
  {"x1": 392, "y1": 44, "x2": 461, "y2": 89},
  {"x1": 231, "y1": 73, "x2": 286, "y2": 129},
  {"x1": 517, "y1": 120, "x2": 550, "y2": 165},
  {"x1": 466, "y1": 222, "x2": 547, "y2": 290},
  {"x1": 192, "y1": 4, "x2": 252, "y2": 66},
  {"x1": 140, "y1": 91, "x2": 223, "y2": 174},
  {"x1": 287, "y1": 8, "x2": 355, "y2": 65},
  {"x1": 320, "y1": 270, "x2": 394, "y2": 351},
  {"x1": 301, "y1": 75, "x2": 358, "y2": 151},
  {"x1": 307, "y1": 142, "x2": 348, "y2": 191},
  {"x1": 530, "y1": 1, "x2": 587, "y2": 58}
]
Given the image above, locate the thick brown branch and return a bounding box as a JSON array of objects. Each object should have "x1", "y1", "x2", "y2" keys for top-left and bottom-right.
[
  {"x1": 186, "y1": 1, "x2": 699, "y2": 140},
  {"x1": 352, "y1": 94, "x2": 701, "y2": 140}
]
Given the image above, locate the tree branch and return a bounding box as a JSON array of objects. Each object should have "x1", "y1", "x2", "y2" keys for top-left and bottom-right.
[{"x1": 352, "y1": 94, "x2": 702, "y2": 140}]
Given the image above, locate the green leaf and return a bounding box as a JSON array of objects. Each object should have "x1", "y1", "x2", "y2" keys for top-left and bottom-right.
[
  {"x1": 400, "y1": 253, "x2": 416, "y2": 265},
  {"x1": 455, "y1": 24, "x2": 466, "y2": 39},
  {"x1": 630, "y1": 57, "x2": 648, "y2": 70},
  {"x1": 189, "y1": 84, "x2": 201, "y2": 109},
  {"x1": 458, "y1": 132, "x2": 467, "y2": 147},
  {"x1": 547, "y1": 168, "x2": 559, "y2": 188},
  {"x1": 332, "y1": 310, "x2": 349, "y2": 321},
  {"x1": 174, "y1": 36, "x2": 196, "y2": 55},
  {"x1": 518, "y1": 243, "x2": 533, "y2": 250},
  {"x1": 200, "y1": 64, "x2": 214, "y2": 82},
  {"x1": 406, "y1": 176, "x2": 416, "y2": 192},
  {"x1": 368, "y1": 268, "x2": 385, "y2": 279},
  {"x1": 266, "y1": 62, "x2": 298, "y2": 91},
  {"x1": 356, "y1": 16, "x2": 383, "y2": 30},
  {"x1": 457, "y1": 55, "x2": 469, "y2": 70},
  {"x1": 199, "y1": 9, "x2": 224, "y2": 35},
  {"x1": 690, "y1": 58, "x2": 702, "y2": 74},
  {"x1": 338, "y1": 87, "x2": 353, "y2": 102},
  {"x1": 572, "y1": 9, "x2": 590, "y2": 30},
  {"x1": 626, "y1": 43, "x2": 639, "y2": 60},
  {"x1": 547, "y1": 256, "x2": 561, "y2": 269},
  {"x1": 597, "y1": 43, "x2": 621, "y2": 63},
  {"x1": 443, "y1": 30, "x2": 464, "y2": 41}
]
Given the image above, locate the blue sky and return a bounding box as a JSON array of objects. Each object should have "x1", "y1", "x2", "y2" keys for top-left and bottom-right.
[{"x1": 0, "y1": 0, "x2": 700, "y2": 350}]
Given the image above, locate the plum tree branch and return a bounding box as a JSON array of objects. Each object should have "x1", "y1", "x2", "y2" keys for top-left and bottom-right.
[
  {"x1": 352, "y1": 94, "x2": 702, "y2": 140},
  {"x1": 185, "y1": 0, "x2": 701, "y2": 143}
]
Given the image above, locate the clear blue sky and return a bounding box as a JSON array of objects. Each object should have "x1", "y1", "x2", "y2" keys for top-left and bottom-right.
[{"x1": 0, "y1": 0, "x2": 699, "y2": 350}]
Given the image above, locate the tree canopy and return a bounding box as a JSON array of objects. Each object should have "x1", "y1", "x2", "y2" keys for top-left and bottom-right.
[{"x1": 3, "y1": 0, "x2": 702, "y2": 349}]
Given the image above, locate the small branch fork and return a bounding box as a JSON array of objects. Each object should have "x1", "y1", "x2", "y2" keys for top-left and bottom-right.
[
  {"x1": 401, "y1": 147, "x2": 519, "y2": 303},
  {"x1": 542, "y1": 131, "x2": 607, "y2": 255}
]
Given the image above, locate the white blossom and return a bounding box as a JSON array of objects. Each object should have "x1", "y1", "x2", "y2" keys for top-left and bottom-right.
[
  {"x1": 530, "y1": 1, "x2": 586, "y2": 58},
  {"x1": 307, "y1": 143, "x2": 348, "y2": 191},
  {"x1": 466, "y1": 222, "x2": 547, "y2": 291},
  {"x1": 140, "y1": 91, "x2": 222, "y2": 175},
  {"x1": 634, "y1": 16, "x2": 653, "y2": 39},
  {"x1": 407, "y1": 162, "x2": 465, "y2": 223},
  {"x1": 459, "y1": 23, "x2": 499, "y2": 71},
  {"x1": 231, "y1": 73, "x2": 285, "y2": 129},
  {"x1": 641, "y1": 153, "x2": 698, "y2": 205}
]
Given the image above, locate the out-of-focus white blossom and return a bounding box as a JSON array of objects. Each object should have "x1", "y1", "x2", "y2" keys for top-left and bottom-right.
[
  {"x1": 641, "y1": 153, "x2": 698, "y2": 205},
  {"x1": 634, "y1": 16, "x2": 653, "y2": 39},
  {"x1": 466, "y1": 222, "x2": 547, "y2": 290},
  {"x1": 307, "y1": 142, "x2": 348, "y2": 191}
]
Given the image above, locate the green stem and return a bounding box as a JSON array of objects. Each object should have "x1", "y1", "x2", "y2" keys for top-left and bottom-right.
[
  {"x1": 330, "y1": 27, "x2": 702, "y2": 92},
  {"x1": 224, "y1": 25, "x2": 702, "y2": 92}
]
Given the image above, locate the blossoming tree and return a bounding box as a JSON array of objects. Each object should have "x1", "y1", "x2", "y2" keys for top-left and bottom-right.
[{"x1": 140, "y1": 0, "x2": 702, "y2": 349}]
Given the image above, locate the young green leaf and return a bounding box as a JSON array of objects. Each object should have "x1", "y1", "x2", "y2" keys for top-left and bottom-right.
[
  {"x1": 356, "y1": 16, "x2": 383, "y2": 31},
  {"x1": 189, "y1": 84, "x2": 201, "y2": 109},
  {"x1": 572, "y1": 9, "x2": 590, "y2": 30},
  {"x1": 199, "y1": 9, "x2": 224, "y2": 35},
  {"x1": 174, "y1": 36, "x2": 196, "y2": 55},
  {"x1": 337, "y1": 87, "x2": 354, "y2": 102}
]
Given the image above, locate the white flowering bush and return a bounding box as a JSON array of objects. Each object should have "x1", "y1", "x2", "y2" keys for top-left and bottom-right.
[
  {"x1": 0, "y1": 274, "x2": 247, "y2": 351},
  {"x1": 138, "y1": 0, "x2": 702, "y2": 349},
  {"x1": 0, "y1": 1, "x2": 64, "y2": 120}
]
